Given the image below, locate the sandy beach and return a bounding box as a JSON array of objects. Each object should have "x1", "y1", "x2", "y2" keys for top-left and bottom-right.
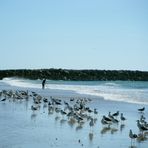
[{"x1": 0, "y1": 81, "x2": 148, "y2": 148}]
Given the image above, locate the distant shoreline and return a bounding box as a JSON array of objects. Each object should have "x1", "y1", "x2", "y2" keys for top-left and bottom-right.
[{"x1": 0, "y1": 69, "x2": 148, "y2": 81}]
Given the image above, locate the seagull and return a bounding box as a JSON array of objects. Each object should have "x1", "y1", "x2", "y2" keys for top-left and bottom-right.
[
  {"x1": 137, "y1": 120, "x2": 148, "y2": 131},
  {"x1": 111, "y1": 117, "x2": 119, "y2": 124},
  {"x1": 112, "y1": 111, "x2": 119, "y2": 117},
  {"x1": 101, "y1": 118, "x2": 110, "y2": 125},
  {"x1": 108, "y1": 112, "x2": 119, "y2": 123},
  {"x1": 43, "y1": 98, "x2": 48, "y2": 103},
  {"x1": 31, "y1": 105, "x2": 38, "y2": 111},
  {"x1": 94, "y1": 108, "x2": 98, "y2": 115},
  {"x1": 120, "y1": 113, "x2": 126, "y2": 122},
  {"x1": 1, "y1": 98, "x2": 6, "y2": 102},
  {"x1": 103, "y1": 115, "x2": 112, "y2": 122},
  {"x1": 108, "y1": 112, "x2": 113, "y2": 119},
  {"x1": 140, "y1": 115, "x2": 146, "y2": 123},
  {"x1": 138, "y1": 107, "x2": 145, "y2": 112},
  {"x1": 129, "y1": 129, "x2": 137, "y2": 146},
  {"x1": 60, "y1": 110, "x2": 67, "y2": 115}
]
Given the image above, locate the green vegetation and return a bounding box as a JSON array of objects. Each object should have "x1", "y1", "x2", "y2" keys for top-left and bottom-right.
[{"x1": 0, "y1": 69, "x2": 148, "y2": 81}]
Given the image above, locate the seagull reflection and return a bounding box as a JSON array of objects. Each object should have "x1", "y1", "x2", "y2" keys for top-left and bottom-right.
[
  {"x1": 120, "y1": 124, "x2": 125, "y2": 132},
  {"x1": 48, "y1": 106, "x2": 54, "y2": 115},
  {"x1": 128, "y1": 146, "x2": 137, "y2": 148},
  {"x1": 60, "y1": 119, "x2": 67, "y2": 125},
  {"x1": 76, "y1": 124, "x2": 83, "y2": 131},
  {"x1": 31, "y1": 113, "x2": 37, "y2": 121},
  {"x1": 68, "y1": 118, "x2": 76, "y2": 128},
  {"x1": 137, "y1": 132, "x2": 148, "y2": 142},
  {"x1": 101, "y1": 125, "x2": 111, "y2": 135},
  {"x1": 111, "y1": 128, "x2": 118, "y2": 134},
  {"x1": 101, "y1": 125, "x2": 118, "y2": 135},
  {"x1": 55, "y1": 116, "x2": 60, "y2": 121},
  {"x1": 89, "y1": 132, "x2": 94, "y2": 141},
  {"x1": 43, "y1": 103, "x2": 47, "y2": 109}
]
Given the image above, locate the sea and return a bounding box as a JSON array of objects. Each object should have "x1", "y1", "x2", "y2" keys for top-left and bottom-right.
[{"x1": 1, "y1": 77, "x2": 148, "y2": 105}]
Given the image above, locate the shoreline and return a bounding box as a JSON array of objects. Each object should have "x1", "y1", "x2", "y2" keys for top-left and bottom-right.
[{"x1": 1, "y1": 81, "x2": 148, "y2": 106}]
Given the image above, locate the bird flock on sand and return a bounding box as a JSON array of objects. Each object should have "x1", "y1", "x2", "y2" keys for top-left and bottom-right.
[{"x1": 0, "y1": 89, "x2": 148, "y2": 147}]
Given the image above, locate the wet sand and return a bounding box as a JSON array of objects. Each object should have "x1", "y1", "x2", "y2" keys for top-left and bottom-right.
[{"x1": 0, "y1": 86, "x2": 148, "y2": 148}]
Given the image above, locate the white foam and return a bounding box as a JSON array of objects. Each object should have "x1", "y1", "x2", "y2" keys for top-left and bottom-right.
[{"x1": 2, "y1": 77, "x2": 41, "y2": 88}]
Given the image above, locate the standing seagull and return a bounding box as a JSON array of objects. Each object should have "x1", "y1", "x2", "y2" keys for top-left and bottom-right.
[
  {"x1": 129, "y1": 129, "x2": 137, "y2": 146},
  {"x1": 94, "y1": 108, "x2": 98, "y2": 115},
  {"x1": 120, "y1": 113, "x2": 126, "y2": 122},
  {"x1": 137, "y1": 120, "x2": 148, "y2": 131}
]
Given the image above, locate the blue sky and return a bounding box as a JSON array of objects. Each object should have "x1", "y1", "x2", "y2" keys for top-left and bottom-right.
[{"x1": 0, "y1": 0, "x2": 148, "y2": 71}]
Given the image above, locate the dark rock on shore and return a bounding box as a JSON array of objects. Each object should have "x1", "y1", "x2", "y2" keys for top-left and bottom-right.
[{"x1": 0, "y1": 69, "x2": 148, "y2": 81}]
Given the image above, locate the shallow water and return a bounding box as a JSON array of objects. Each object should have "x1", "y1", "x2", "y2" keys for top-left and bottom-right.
[{"x1": 0, "y1": 80, "x2": 148, "y2": 148}]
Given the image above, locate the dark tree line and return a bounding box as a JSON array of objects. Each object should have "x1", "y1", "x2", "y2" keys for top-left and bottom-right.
[{"x1": 0, "y1": 69, "x2": 148, "y2": 81}]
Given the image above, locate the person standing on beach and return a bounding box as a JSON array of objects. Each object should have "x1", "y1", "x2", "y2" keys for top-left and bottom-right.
[{"x1": 42, "y1": 79, "x2": 46, "y2": 89}]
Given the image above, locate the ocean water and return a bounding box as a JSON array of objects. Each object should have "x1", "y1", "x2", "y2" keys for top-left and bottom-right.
[{"x1": 1, "y1": 77, "x2": 148, "y2": 105}]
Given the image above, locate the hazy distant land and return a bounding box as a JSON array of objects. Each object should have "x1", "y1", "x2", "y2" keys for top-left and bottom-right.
[{"x1": 0, "y1": 69, "x2": 148, "y2": 81}]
